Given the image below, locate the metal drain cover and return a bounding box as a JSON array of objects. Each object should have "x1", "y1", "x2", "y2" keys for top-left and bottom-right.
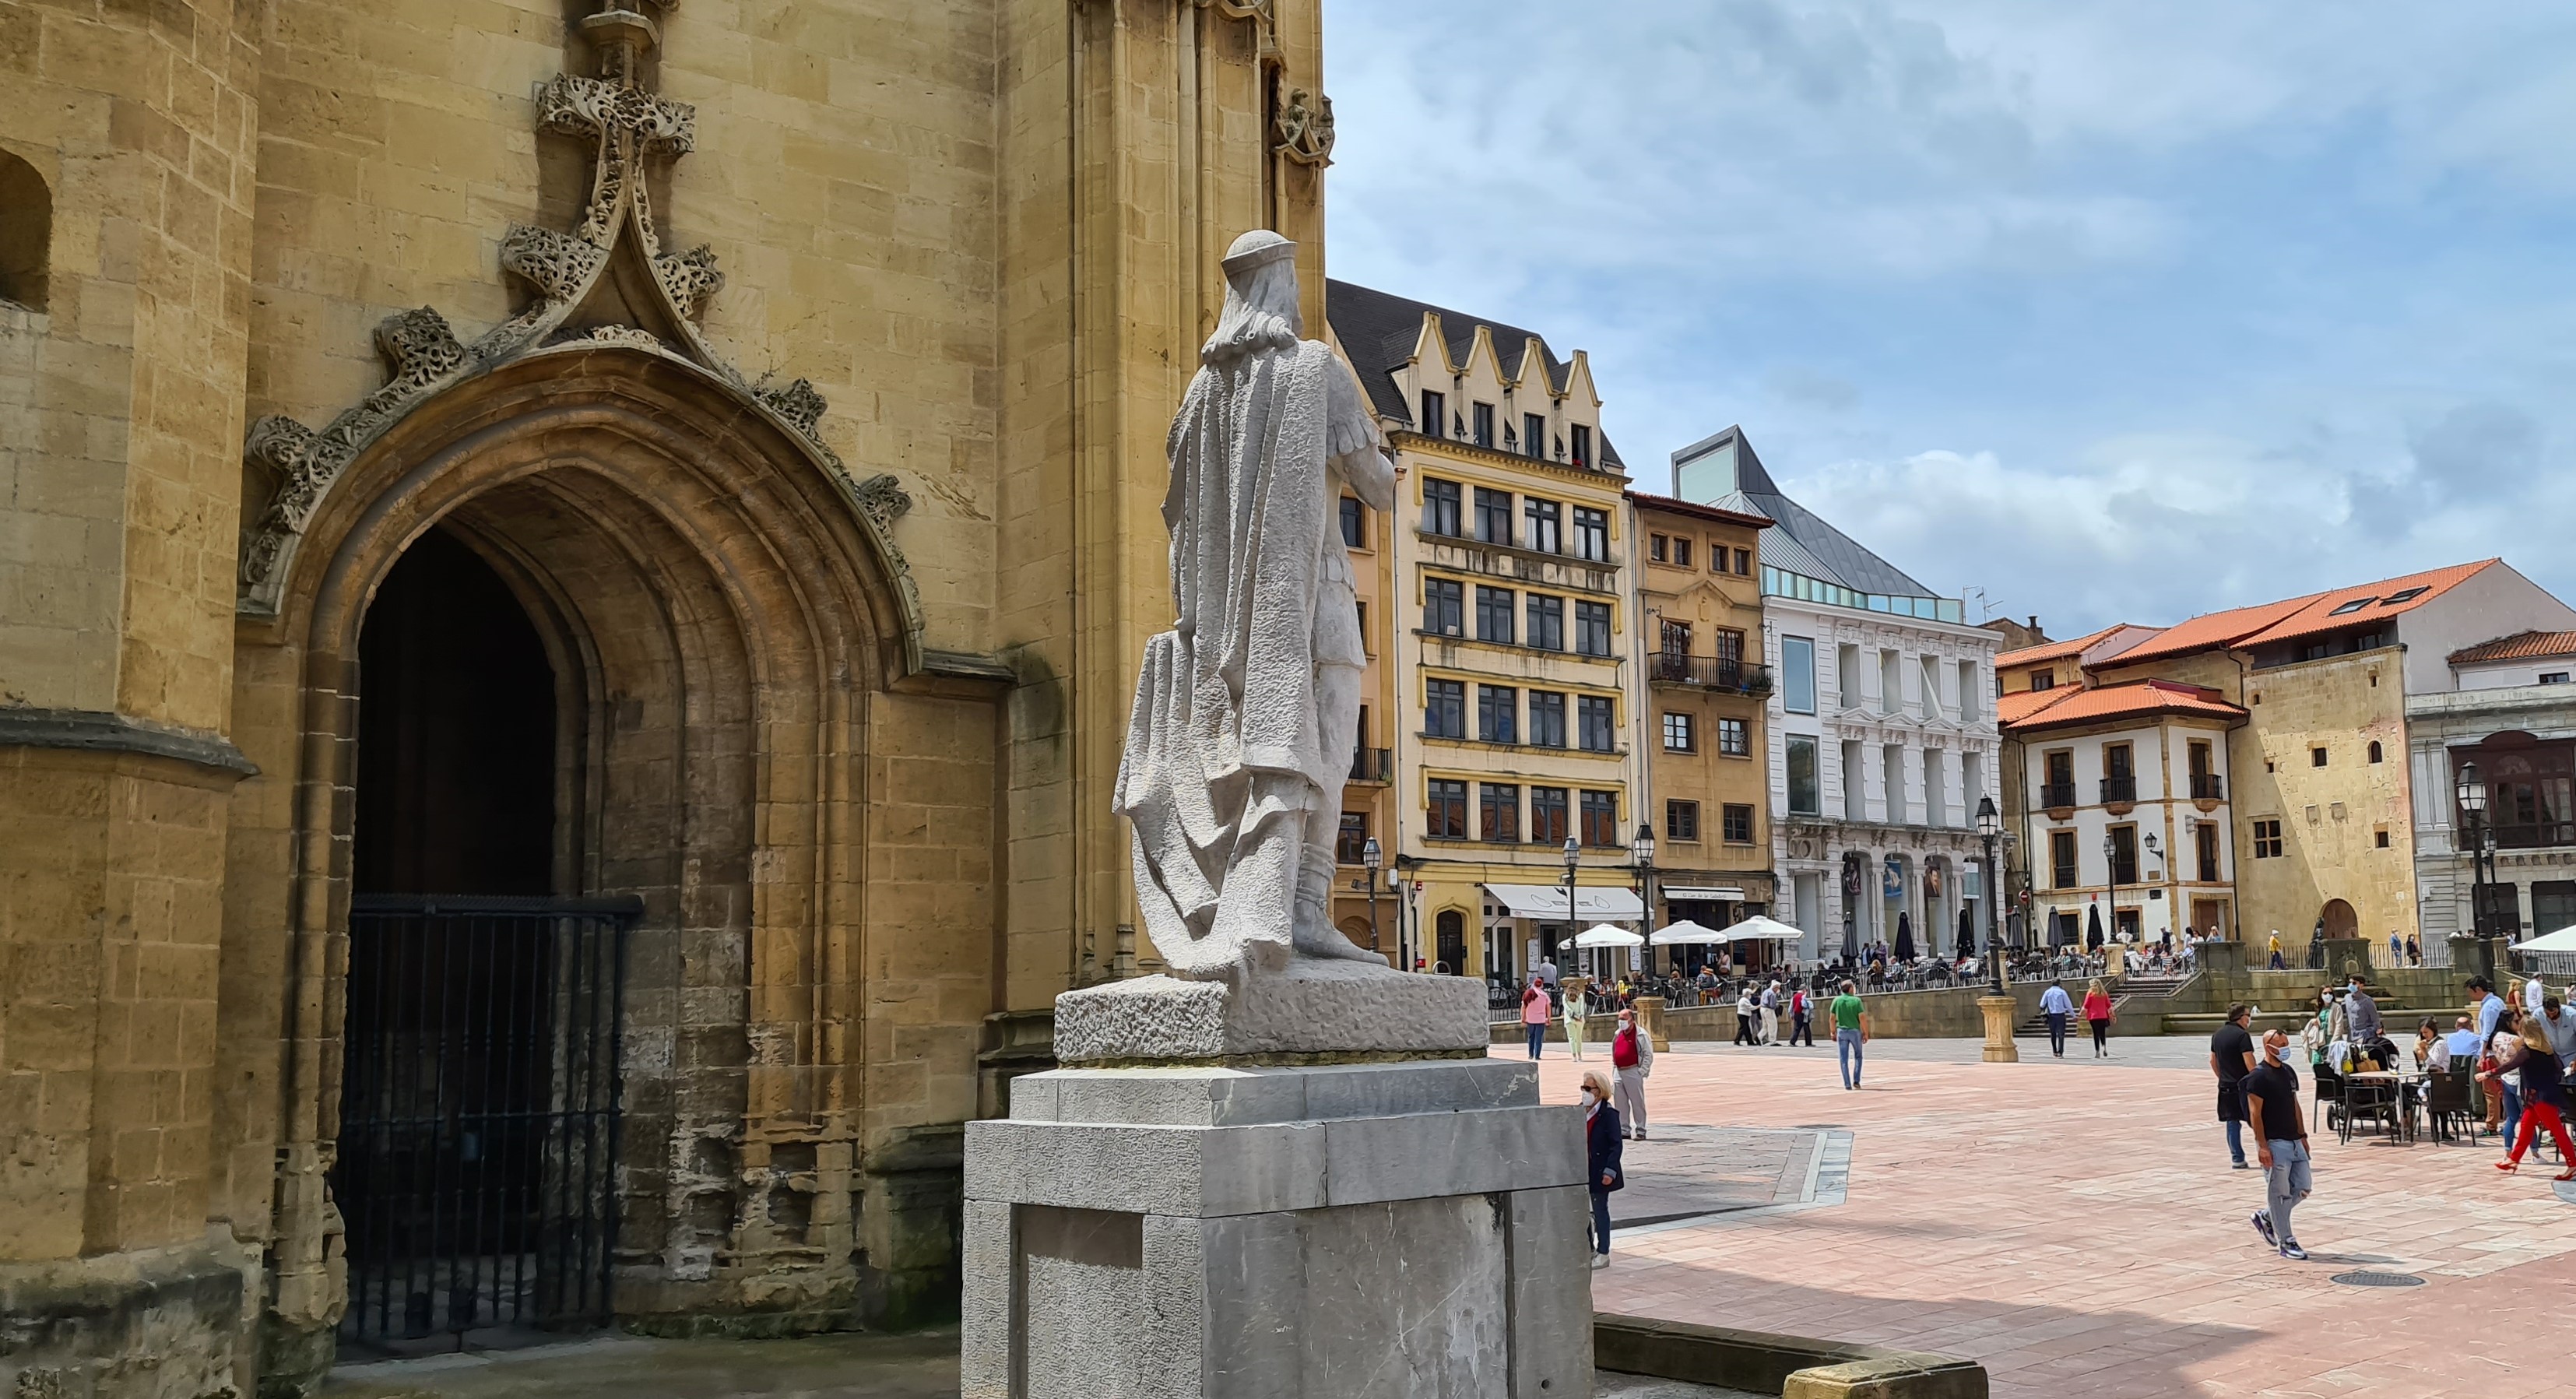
[{"x1": 2331, "y1": 1271, "x2": 2424, "y2": 1288}]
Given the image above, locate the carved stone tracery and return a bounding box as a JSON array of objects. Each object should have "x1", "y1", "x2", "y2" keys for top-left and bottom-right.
[{"x1": 238, "y1": 0, "x2": 912, "y2": 647}]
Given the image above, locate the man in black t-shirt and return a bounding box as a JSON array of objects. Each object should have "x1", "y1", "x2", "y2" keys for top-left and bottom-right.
[
  {"x1": 2209, "y1": 1004, "x2": 2257, "y2": 1169},
  {"x1": 2243, "y1": 1028, "x2": 2311, "y2": 1261}
]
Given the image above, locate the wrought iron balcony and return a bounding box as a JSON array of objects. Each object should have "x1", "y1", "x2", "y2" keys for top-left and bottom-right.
[
  {"x1": 1348, "y1": 747, "x2": 1393, "y2": 782},
  {"x1": 2190, "y1": 772, "x2": 2224, "y2": 801},
  {"x1": 2099, "y1": 775, "x2": 2138, "y2": 805},
  {"x1": 1647, "y1": 652, "x2": 1773, "y2": 695},
  {"x1": 2039, "y1": 781, "x2": 2078, "y2": 810}
]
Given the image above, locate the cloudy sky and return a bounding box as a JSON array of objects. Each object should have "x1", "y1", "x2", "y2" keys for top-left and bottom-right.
[{"x1": 1320, "y1": 1, "x2": 2576, "y2": 636}]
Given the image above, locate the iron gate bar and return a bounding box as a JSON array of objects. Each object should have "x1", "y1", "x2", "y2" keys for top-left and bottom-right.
[{"x1": 336, "y1": 895, "x2": 638, "y2": 1349}]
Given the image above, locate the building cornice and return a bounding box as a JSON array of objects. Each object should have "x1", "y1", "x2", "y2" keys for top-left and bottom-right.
[
  {"x1": 1393, "y1": 434, "x2": 1629, "y2": 490},
  {"x1": 0, "y1": 708, "x2": 258, "y2": 779}
]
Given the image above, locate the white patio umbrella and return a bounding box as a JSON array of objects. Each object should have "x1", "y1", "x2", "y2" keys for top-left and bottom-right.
[
  {"x1": 2511, "y1": 925, "x2": 2576, "y2": 953},
  {"x1": 1573, "y1": 923, "x2": 1645, "y2": 948},
  {"x1": 1726, "y1": 914, "x2": 1806, "y2": 944},
  {"x1": 1650, "y1": 919, "x2": 1727, "y2": 946}
]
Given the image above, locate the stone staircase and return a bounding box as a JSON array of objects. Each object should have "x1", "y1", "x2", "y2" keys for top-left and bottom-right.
[{"x1": 2018, "y1": 971, "x2": 2198, "y2": 1035}]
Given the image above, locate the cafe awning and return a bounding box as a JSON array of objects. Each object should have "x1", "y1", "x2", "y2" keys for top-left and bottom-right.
[{"x1": 1481, "y1": 884, "x2": 1647, "y2": 922}]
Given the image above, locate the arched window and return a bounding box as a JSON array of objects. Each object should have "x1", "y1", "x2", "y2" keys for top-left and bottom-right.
[
  {"x1": 0, "y1": 149, "x2": 50, "y2": 311},
  {"x1": 2367, "y1": 740, "x2": 2384, "y2": 764}
]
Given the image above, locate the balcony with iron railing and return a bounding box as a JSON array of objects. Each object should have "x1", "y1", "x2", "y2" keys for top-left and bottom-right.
[
  {"x1": 2190, "y1": 772, "x2": 2224, "y2": 803},
  {"x1": 2039, "y1": 781, "x2": 2078, "y2": 811},
  {"x1": 2489, "y1": 820, "x2": 2576, "y2": 851},
  {"x1": 1348, "y1": 747, "x2": 1393, "y2": 783},
  {"x1": 2099, "y1": 775, "x2": 2138, "y2": 808},
  {"x1": 1647, "y1": 652, "x2": 1774, "y2": 696}
]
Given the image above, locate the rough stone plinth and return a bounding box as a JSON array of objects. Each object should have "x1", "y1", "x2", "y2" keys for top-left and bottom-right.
[
  {"x1": 1049, "y1": 961, "x2": 1490, "y2": 1063},
  {"x1": 961, "y1": 1060, "x2": 1593, "y2": 1398}
]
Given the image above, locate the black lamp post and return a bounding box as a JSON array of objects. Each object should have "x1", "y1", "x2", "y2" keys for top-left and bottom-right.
[
  {"x1": 1630, "y1": 821, "x2": 1657, "y2": 976},
  {"x1": 2458, "y1": 761, "x2": 2496, "y2": 937},
  {"x1": 1562, "y1": 835, "x2": 1581, "y2": 982},
  {"x1": 1977, "y1": 796, "x2": 2005, "y2": 996},
  {"x1": 2103, "y1": 831, "x2": 2120, "y2": 949},
  {"x1": 1362, "y1": 836, "x2": 1383, "y2": 958}
]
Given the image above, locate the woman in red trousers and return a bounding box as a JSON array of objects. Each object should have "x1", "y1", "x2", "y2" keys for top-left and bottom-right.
[{"x1": 2495, "y1": 1018, "x2": 2576, "y2": 1180}]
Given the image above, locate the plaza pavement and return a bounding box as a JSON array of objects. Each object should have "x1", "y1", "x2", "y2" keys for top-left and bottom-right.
[{"x1": 1529, "y1": 1034, "x2": 2576, "y2": 1397}]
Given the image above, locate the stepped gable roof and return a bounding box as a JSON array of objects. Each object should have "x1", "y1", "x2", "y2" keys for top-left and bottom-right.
[
  {"x1": 1625, "y1": 490, "x2": 1773, "y2": 530},
  {"x1": 1325, "y1": 279, "x2": 1625, "y2": 469},
  {"x1": 2107, "y1": 561, "x2": 2498, "y2": 666},
  {"x1": 2450, "y1": 630, "x2": 2576, "y2": 665},
  {"x1": 1996, "y1": 622, "x2": 2158, "y2": 671},
  {"x1": 1675, "y1": 426, "x2": 1935, "y2": 601},
  {"x1": 2001, "y1": 680, "x2": 2247, "y2": 733}
]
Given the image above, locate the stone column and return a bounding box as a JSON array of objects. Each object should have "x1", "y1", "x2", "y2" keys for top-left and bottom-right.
[{"x1": 1635, "y1": 995, "x2": 1671, "y2": 1053}]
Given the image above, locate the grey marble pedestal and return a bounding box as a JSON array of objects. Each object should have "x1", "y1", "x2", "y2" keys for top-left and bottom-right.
[{"x1": 960, "y1": 1058, "x2": 1592, "y2": 1399}]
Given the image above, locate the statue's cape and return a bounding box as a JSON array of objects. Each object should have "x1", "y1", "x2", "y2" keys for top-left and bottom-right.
[{"x1": 1113, "y1": 338, "x2": 1358, "y2": 938}]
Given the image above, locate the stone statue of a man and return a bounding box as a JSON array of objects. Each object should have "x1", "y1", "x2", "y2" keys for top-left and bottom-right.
[{"x1": 1113, "y1": 229, "x2": 1397, "y2": 977}]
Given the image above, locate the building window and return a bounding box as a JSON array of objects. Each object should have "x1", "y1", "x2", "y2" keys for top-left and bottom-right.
[
  {"x1": 1425, "y1": 679, "x2": 1466, "y2": 738},
  {"x1": 2051, "y1": 830, "x2": 2079, "y2": 889},
  {"x1": 1419, "y1": 389, "x2": 1446, "y2": 439},
  {"x1": 1570, "y1": 424, "x2": 1593, "y2": 469},
  {"x1": 2544, "y1": 672, "x2": 2571, "y2": 684},
  {"x1": 2374, "y1": 828, "x2": 2390, "y2": 849},
  {"x1": 1572, "y1": 507, "x2": 1610, "y2": 561},
  {"x1": 2251, "y1": 819, "x2": 2283, "y2": 859},
  {"x1": 1786, "y1": 735, "x2": 1819, "y2": 815},
  {"x1": 1574, "y1": 601, "x2": 1612, "y2": 656},
  {"x1": 1426, "y1": 779, "x2": 1467, "y2": 839},
  {"x1": 1478, "y1": 685, "x2": 1518, "y2": 744},
  {"x1": 1528, "y1": 691, "x2": 1567, "y2": 747},
  {"x1": 2108, "y1": 825, "x2": 2138, "y2": 885},
  {"x1": 1523, "y1": 497, "x2": 1562, "y2": 554},
  {"x1": 1781, "y1": 635, "x2": 1816, "y2": 714},
  {"x1": 1523, "y1": 412, "x2": 1546, "y2": 459},
  {"x1": 1526, "y1": 595, "x2": 1565, "y2": 651},
  {"x1": 1337, "y1": 812, "x2": 1369, "y2": 865},
  {"x1": 1957, "y1": 660, "x2": 1979, "y2": 722},
  {"x1": 1714, "y1": 628, "x2": 1745, "y2": 663},
  {"x1": 1471, "y1": 401, "x2": 1495, "y2": 448},
  {"x1": 1530, "y1": 787, "x2": 1569, "y2": 845},
  {"x1": 1674, "y1": 537, "x2": 1693, "y2": 568},
  {"x1": 1423, "y1": 477, "x2": 1462, "y2": 536},
  {"x1": 1650, "y1": 533, "x2": 1668, "y2": 563},
  {"x1": 1423, "y1": 578, "x2": 1463, "y2": 635},
  {"x1": 2031, "y1": 669, "x2": 2054, "y2": 691},
  {"x1": 1722, "y1": 803, "x2": 1754, "y2": 844},
  {"x1": 1661, "y1": 712, "x2": 1694, "y2": 752},
  {"x1": 1475, "y1": 585, "x2": 1516, "y2": 644},
  {"x1": 1577, "y1": 695, "x2": 1616, "y2": 752},
  {"x1": 1717, "y1": 717, "x2": 1749, "y2": 756},
  {"x1": 1339, "y1": 497, "x2": 1365, "y2": 549},
  {"x1": 1734, "y1": 548, "x2": 1751, "y2": 575},
  {"x1": 2311, "y1": 747, "x2": 2328, "y2": 768},
  {"x1": 2195, "y1": 822, "x2": 2220, "y2": 882},
  {"x1": 1474, "y1": 487, "x2": 1513, "y2": 544},
  {"x1": 1667, "y1": 799, "x2": 1700, "y2": 842},
  {"x1": 1580, "y1": 789, "x2": 1618, "y2": 845},
  {"x1": 0, "y1": 151, "x2": 50, "y2": 311},
  {"x1": 2367, "y1": 740, "x2": 2384, "y2": 763},
  {"x1": 1711, "y1": 547, "x2": 1730, "y2": 575},
  {"x1": 1481, "y1": 782, "x2": 1520, "y2": 842},
  {"x1": 1660, "y1": 619, "x2": 1692, "y2": 658}
]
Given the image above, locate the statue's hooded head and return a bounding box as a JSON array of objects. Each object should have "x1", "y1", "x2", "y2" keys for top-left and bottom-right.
[{"x1": 1203, "y1": 230, "x2": 1302, "y2": 367}]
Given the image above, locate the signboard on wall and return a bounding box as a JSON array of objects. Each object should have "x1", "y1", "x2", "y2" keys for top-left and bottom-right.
[{"x1": 1882, "y1": 857, "x2": 1904, "y2": 899}]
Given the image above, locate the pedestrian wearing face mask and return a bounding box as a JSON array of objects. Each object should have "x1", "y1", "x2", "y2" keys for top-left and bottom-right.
[{"x1": 1581, "y1": 1070, "x2": 1624, "y2": 1269}]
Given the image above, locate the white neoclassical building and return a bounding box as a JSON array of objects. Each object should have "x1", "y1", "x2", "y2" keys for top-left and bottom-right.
[{"x1": 1674, "y1": 427, "x2": 2003, "y2": 962}]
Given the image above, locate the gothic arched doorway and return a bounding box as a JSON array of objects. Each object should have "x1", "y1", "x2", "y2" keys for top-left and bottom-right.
[{"x1": 2320, "y1": 898, "x2": 2360, "y2": 940}]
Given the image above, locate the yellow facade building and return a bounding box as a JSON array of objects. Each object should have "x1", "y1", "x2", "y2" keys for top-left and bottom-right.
[
  {"x1": 1327, "y1": 281, "x2": 1643, "y2": 987},
  {"x1": 1631, "y1": 493, "x2": 1776, "y2": 949},
  {"x1": 0, "y1": 2, "x2": 1338, "y2": 1392}
]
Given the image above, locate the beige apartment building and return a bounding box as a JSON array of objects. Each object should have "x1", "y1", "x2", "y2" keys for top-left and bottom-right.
[
  {"x1": 1328, "y1": 281, "x2": 1643, "y2": 988},
  {"x1": 0, "y1": 2, "x2": 1336, "y2": 1394},
  {"x1": 1632, "y1": 493, "x2": 1777, "y2": 951}
]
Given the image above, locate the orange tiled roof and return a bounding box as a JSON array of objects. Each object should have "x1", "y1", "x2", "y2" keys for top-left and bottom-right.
[
  {"x1": 1997, "y1": 684, "x2": 2082, "y2": 726},
  {"x1": 2103, "y1": 560, "x2": 2497, "y2": 666},
  {"x1": 2000, "y1": 680, "x2": 2246, "y2": 733},
  {"x1": 2451, "y1": 630, "x2": 2576, "y2": 665},
  {"x1": 1995, "y1": 622, "x2": 2156, "y2": 671}
]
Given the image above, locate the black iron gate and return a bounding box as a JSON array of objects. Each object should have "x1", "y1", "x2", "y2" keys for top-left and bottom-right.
[{"x1": 335, "y1": 895, "x2": 638, "y2": 1348}]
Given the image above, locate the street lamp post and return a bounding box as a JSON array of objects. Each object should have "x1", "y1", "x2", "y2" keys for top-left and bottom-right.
[
  {"x1": 2103, "y1": 831, "x2": 2121, "y2": 949},
  {"x1": 2458, "y1": 761, "x2": 2494, "y2": 938},
  {"x1": 1362, "y1": 837, "x2": 1384, "y2": 958},
  {"x1": 1630, "y1": 822, "x2": 1657, "y2": 977},
  {"x1": 1562, "y1": 835, "x2": 1581, "y2": 983},
  {"x1": 1975, "y1": 796, "x2": 2018, "y2": 1063}
]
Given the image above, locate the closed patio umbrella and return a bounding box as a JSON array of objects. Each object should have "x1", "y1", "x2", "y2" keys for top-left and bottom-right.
[
  {"x1": 2085, "y1": 904, "x2": 2105, "y2": 951},
  {"x1": 1893, "y1": 912, "x2": 1915, "y2": 963},
  {"x1": 1956, "y1": 907, "x2": 1974, "y2": 959}
]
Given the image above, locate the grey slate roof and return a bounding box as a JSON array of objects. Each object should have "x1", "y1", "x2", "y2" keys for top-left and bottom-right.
[
  {"x1": 1675, "y1": 425, "x2": 1936, "y2": 600},
  {"x1": 1326, "y1": 278, "x2": 1625, "y2": 470}
]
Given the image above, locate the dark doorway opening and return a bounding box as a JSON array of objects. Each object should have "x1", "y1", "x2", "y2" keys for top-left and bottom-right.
[{"x1": 336, "y1": 527, "x2": 629, "y2": 1355}]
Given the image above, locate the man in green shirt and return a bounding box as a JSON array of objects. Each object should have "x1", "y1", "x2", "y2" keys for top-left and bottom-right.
[{"x1": 1830, "y1": 981, "x2": 1869, "y2": 1090}]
